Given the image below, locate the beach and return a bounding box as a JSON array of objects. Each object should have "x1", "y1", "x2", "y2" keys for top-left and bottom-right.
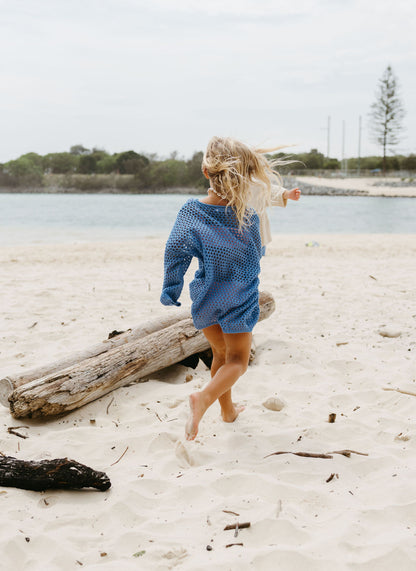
[
  {"x1": 1, "y1": 234, "x2": 415, "y2": 570},
  {"x1": 297, "y1": 176, "x2": 416, "y2": 197}
]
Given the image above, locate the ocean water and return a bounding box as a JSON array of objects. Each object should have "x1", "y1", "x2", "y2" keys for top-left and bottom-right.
[{"x1": 0, "y1": 193, "x2": 415, "y2": 246}]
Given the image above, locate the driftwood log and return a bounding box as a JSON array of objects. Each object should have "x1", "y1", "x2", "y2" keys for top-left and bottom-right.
[
  {"x1": 0, "y1": 309, "x2": 190, "y2": 406},
  {"x1": 3, "y1": 292, "x2": 275, "y2": 419},
  {"x1": 0, "y1": 455, "x2": 111, "y2": 491}
]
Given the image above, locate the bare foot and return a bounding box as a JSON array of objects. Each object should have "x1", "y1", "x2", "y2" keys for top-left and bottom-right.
[
  {"x1": 185, "y1": 393, "x2": 207, "y2": 441},
  {"x1": 221, "y1": 403, "x2": 245, "y2": 423}
]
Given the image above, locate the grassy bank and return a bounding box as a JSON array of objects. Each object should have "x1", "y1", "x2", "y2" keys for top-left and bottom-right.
[{"x1": 0, "y1": 173, "x2": 203, "y2": 194}]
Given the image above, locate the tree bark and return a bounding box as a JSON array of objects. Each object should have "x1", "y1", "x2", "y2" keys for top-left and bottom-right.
[
  {"x1": 6, "y1": 292, "x2": 275, "y2": 419},
  {"x1": 0, "y1": 455, "x2": 111, "y2": 491}
]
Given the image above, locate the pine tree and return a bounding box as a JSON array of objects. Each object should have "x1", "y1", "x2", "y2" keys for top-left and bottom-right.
[{"x1": 369, "y1": 66, "x2": 405, "y2": 174}]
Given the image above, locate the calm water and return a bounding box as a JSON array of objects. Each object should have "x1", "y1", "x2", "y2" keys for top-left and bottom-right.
[{"x1": 0, "y1": 193, "x2": 415, "y2": 246}]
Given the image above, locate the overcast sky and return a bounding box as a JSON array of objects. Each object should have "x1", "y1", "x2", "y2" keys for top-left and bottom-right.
[{"x1": 1, "y1": 0, "x2": 415, "y2": 162}]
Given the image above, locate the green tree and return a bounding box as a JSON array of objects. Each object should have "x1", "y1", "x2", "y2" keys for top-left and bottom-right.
[
  {"x1": 96, "y1": 154, "x2": 118, "y2": 174},
  {"x1": 304, "y1": 149, "x2": 325, "y2": 169},
  {"x1": 369, "y1": 66, "x2": 405, "y2": 175},
  {"x1": 186, "y1": 151, "x2": 206, "y2": 188},
  {"x1": 70, "y1": 144, "x2": 90, "y2": 155},
  {"x1": 4, "y1": 157, "x2": 43, "y2": 186},
  {"x1": 323, "y1": 158, "x2": 340, "y2": 170},
  {"x1": 20, "y1": 152, "x2": 44, "y2": 170},
  {"x1": 400, "y1": 154, "x2": 416, "y2": 171},
  {"x1": 78, "y1": 154, "x2": 97, "y2": 174},
  {"x1": 115, "y1": 151, "x2": 149, "y2": 175},
  {"x1": 43, "y1": 152, "x2": 78, "y2": 173}
]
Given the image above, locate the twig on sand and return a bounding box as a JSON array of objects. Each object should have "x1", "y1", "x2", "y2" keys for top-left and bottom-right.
[
  {"x1": 224, "y1": 522, "x2": 250, "y2": 531},
  {"x1": 326, "y1": 473, "x2": 339, "y2": 483},
  {"x1": 264, "y1": 451, "x2": 333, "y2": 459},
  {"x1": 383, "y1": 387, "x2": 416, "y2": 398},
  {"x1": 331, "y1": 450, "x2": 368, "y2": 457},
  {"x1": 106, "y1": 397, "x2": 114, "y2": 414},
  {"x1": 226, "y1": 543, "x2": 244, "y2": 548},
  {"x1": 7, "y1": 426, "x2": 29, "y2": 439},
  {"x1": 110, "y1": 446, "x2": 129, "y2": 466},
  {"x1": 264, "y1": 450, "x2": 368, "y2": 459}
]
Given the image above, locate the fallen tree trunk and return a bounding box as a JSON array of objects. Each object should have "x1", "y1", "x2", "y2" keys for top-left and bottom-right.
[
  {"x1": 7, "y1": 292, "x2": 275, "y2": 419},
  {"x1": 0, "y1": 455, "x2": 111, "y2": 491},
  {"x1": 0, "y1": 309, "x2": 190, "y2": 406}
]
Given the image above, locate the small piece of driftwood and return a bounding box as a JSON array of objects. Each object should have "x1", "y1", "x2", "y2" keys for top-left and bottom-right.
[
  {"x1": 7, "y1": 426, "x2": 29, "y2": 439},
  {"x1": 264, "y1": 450, "x2": 368, "y2": 459},
  {"x1": 330, "y1": 449, "x2": 368, "y2": 457},
  {"x1": 4, "y1": 292, "x2": 275, "y2": 419},
  {"x1": 0, "y1": 456, "x2": 111, "y2": 491},
  {"x1": 383, "y1": 387, "x2": 416, "y2": 398},
  {"x1": 224, "y1": 522, "x2": 251, "y2": 531},
  {"x1": 264, "y1": 451, "x2": 333, "y2": 459}
]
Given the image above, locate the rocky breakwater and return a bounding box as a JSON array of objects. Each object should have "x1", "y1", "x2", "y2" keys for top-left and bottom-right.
[{"x1": 285, "y1": 177, "x2": 368, "y2": 196}]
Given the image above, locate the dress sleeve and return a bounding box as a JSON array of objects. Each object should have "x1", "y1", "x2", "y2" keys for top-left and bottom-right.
[
  {"x1": 160, "y1": 206, "x2": 194, "y2": 307},
  {"x1": 270, "y1": 184, "x2": 288, "y2": 207}
]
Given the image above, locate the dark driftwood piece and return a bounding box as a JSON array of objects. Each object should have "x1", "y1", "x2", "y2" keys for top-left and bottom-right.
[
  {"x1": 0, "y1": 456, "x2": 111, "y2": 491},
  {"x1": 5, "y1": 292, "x2": 275, "y2": 419}
]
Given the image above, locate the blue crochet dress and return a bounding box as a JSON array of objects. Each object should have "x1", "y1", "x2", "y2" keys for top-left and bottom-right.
[{"x1": 160, "y1": 198, "x2": 262, "y2": 333}]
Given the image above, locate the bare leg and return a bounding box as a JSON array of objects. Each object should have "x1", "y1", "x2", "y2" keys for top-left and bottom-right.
[
  {"x1": 185, "y1": 325, "x2": 252, "y2": 441},
  {"x1": 202, "y1": 326, "x2": 242, "y2": 422}
]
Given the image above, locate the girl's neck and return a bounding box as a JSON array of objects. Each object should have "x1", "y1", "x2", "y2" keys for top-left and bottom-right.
[{"x1": 200, "y1": 187, "x2": 228, "y2": 206}]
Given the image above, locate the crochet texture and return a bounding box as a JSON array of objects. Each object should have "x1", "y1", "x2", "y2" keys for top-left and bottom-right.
[{"x1": 161, "y1": 199, "x2": 262, "y2": 333}]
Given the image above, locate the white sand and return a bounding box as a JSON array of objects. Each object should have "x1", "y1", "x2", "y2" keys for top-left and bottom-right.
[
  {"x1": 298, "y1": 176, "x2": 416, "y2": 197},
  {"x1": 1, "y1": 235, "x2": 415, "y2": 570}
]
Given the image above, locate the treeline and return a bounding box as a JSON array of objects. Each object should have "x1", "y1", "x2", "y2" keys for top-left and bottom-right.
[
  {"x1": 272, "y1": 148, "x2": 416, "y2": 174},
  {"x1": 1, "y1": 145, "x2": 415, "y2": 191},
  {"x1": 0, "y1": 145, "x2": 206, "y2": 191}
]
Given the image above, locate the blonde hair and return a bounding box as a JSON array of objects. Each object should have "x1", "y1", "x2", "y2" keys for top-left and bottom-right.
[{"x1": 202, "y1": 136, "x2": 289, "y2": 230}]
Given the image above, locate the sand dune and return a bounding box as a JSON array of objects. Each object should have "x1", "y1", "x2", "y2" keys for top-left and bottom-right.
[{"x1": 1, "y1": 235, "x2": 415, "y2": 570}]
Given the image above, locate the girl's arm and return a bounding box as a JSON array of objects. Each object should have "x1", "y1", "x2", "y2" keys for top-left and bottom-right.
[
  {"x1": 283, "y1": 187, "x2": 301, "y2": 201},
  {"x1": 271, "y1": 184, "x2": 301, "y2": 206},
  {"x1": 160, "y1": 211, "x2": 194, "y2": 307},
  {"x1": 270, "y1": 184, "x2": 287, "y2": 207}
]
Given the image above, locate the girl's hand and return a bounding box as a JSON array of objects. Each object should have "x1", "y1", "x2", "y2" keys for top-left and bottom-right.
[{"x1": 286, "y1": 187, "x2": 301, "y2": 201}]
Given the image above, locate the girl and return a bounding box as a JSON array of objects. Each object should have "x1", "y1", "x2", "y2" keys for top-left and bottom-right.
[{"x1": 160, "y1": 136, "x2": 300, "y2": 441}]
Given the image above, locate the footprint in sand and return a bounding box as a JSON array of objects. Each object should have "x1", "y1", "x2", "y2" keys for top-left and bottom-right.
[
  {"x1": 38, "y1": 496, "x2": 59, "y2": 508},
  {"x1": 175, "y1": 441, "x2": 195, "y2": 467},
  {"x1": 166, "y1": 398, "x2": 184, "y2": 409},
  {"x1": 162, "y1": 547, "x2": 188, "y2": 565}
]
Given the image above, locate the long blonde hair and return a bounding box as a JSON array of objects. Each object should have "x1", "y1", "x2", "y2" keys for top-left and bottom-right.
[{"x1": 202, "y1": 136, "x2": 289, "y2": 229}]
